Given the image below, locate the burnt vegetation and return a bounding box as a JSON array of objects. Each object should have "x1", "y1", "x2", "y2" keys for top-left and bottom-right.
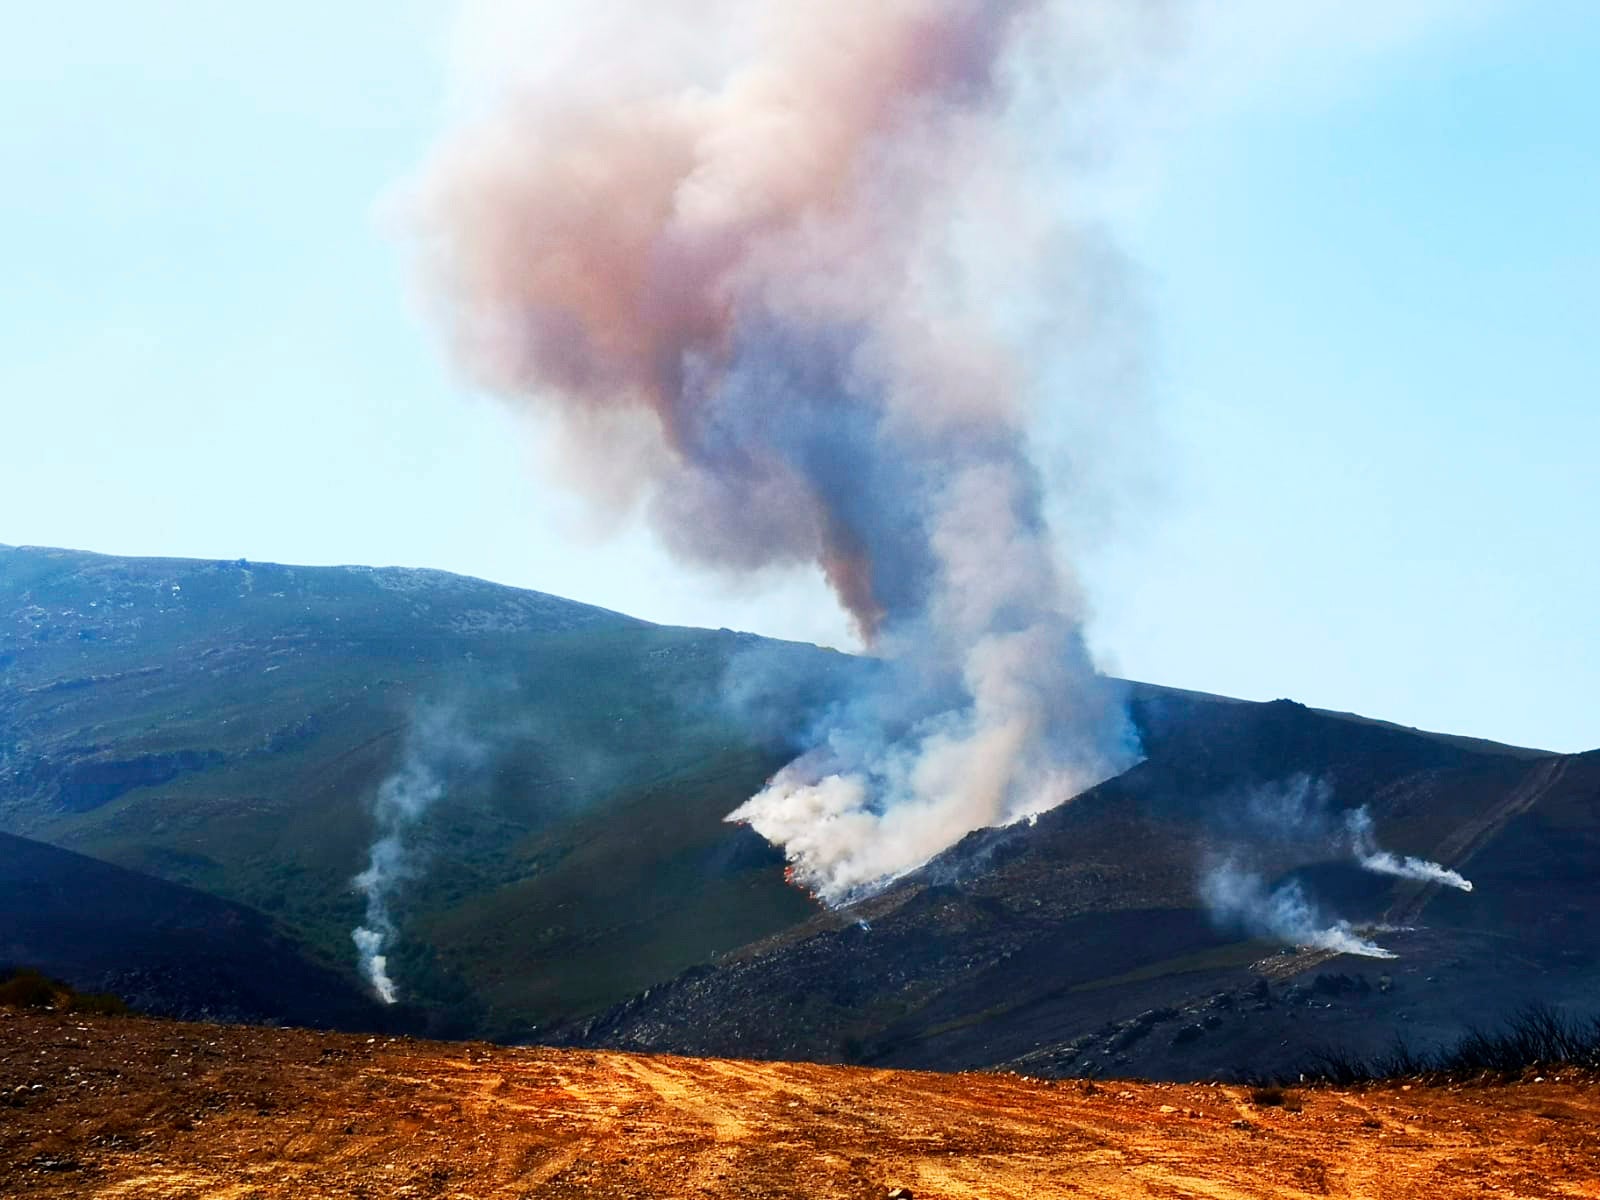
[
  {"x1": 1292, "y1": 1005, "x2": 1600, "y2": 1086},
  {"x1": 0, "y1": 967, "x2": 128, "y2": 1017}
]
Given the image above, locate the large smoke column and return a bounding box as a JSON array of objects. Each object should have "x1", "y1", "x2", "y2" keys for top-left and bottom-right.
[
  {"x1": 408, "y1": 1, "x2": 1158, "y2": 901},
  {"x1": 352, "y1": 705, "x2": 484, "y2": 1004}
]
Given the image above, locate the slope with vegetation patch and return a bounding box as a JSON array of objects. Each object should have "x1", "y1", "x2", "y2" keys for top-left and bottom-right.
[
  {"x1": 2, "y1": 545, "x2": 841, "y2": 1032},
  {"x1": 4, "y1": 544, "x2": 1595, "y2": 1077}
]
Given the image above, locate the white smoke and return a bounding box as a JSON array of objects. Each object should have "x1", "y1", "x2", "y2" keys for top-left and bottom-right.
[
  {"x1": 1200, "y1": 860, "x2": 1397, "y2": 959},
  {"x1": 1199, "y1": 775, "x2": 1474, "y2": 958},
  {"x1": 732, "y1": 622, "x2": 1136, "y2": 901},
  {"x1": 1242, "y1": 774, "x2": 1473, "y2": 891},
  {"x1": 351, "y1": 926, "x2": 396, "y2": 1006},
  {"x1": 351, "y1": 704, "x2": 484, "y2": 1005},
  {"x1": 1344, "y1": 807, "x2": 1474, "y2": 891}
]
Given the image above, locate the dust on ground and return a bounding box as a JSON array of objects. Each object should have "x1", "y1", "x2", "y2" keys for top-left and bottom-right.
[{"x1": 3, "y1": 1011, "x2": 1597, "y2": 1198}]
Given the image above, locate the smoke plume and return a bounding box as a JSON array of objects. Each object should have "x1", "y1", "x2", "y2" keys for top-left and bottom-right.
[
  {"x1": 1200, "y1": 860, "x2": 1397, "y2": 960},
  {"x1": 407, "y1": 1, "x2": 1162, "y2": 901},
  {"x1": 1239, "y1": 775, "x2": 1474, "y2": 892},
  {"x1": 1344, "y1": 807, "x2": 1474, "y2": 891},
  {"x1": 1199, "y1": 775, "x2": 1473, "y2": 957},
  {"x1": 352, "y1": 704, "x2": 484, "y2": 1004}
]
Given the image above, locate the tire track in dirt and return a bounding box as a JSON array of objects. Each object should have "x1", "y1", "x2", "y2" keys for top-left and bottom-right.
[
  {"x1": 7, "y1": 1014, "x2": 1600, "y2": 1199},
  {"x1": 609, "y1": 1053, "x2": 752, "y2": 1140},
  {"x1": 1388, "y1": 755, "x2": 1572, "y2": 925},
  {"x1": 1261, "y1": 756, "x2": 1575, "y2": 985}
]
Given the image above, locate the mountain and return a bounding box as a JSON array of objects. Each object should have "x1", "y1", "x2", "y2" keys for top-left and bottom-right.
[
  {"x1": 0, "y1": 544, "x2": 835, "y2": 1032},
  {"x1": 3, "y1": 544, "x2": 1594, "y2": 1078}
]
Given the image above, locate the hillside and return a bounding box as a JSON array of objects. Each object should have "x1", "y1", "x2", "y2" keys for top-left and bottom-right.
[
  {"x1": 0, "y1": 545, "x2": 836, "y2": 1032},
  {"x1": 574, "y1": 700, "x2": 1598, "y2": 1080},
  {"x1": 0, "y1": 832, "x2": 382, "y2": 1029},
  {"x1": 3, "y1": 544, "x2": 1594, "y2": 1075},
  {"x1": 5, "y1": 1011, "x2": 1598, "y2": 1199}
]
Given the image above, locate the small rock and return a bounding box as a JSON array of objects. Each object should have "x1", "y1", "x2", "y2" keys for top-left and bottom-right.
[
  {"x1": 1158, "y1": 1105, "x2": 1178, "y2": 1114},
  {"x1": 888, "y1": 1189, "x2": 914, "y2": 1200},
  {"x1": 29, "y1": 1156, "x2": 80, "y2": 1173}
]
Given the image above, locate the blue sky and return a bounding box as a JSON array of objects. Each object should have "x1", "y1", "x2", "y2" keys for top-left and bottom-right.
[{"x1": 1, "y1": 2, "x2": 1594, "y2": 752}]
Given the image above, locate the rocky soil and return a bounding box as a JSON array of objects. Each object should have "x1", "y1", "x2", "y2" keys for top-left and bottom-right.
[{"x1": 4, "y1": 1012, "x2": 1598, "y2": 1199}]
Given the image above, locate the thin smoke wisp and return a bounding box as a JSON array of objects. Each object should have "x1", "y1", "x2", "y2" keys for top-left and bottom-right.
[
  {"x1": 1344, "y1": 807, "x2": 1474, "y2": 892},
  {"x1": 1199, "y1": 775, "x2": 1474, "y2": 958},
  {"x1": 406, "y1": 1, "x2": 1164, "y2": 902},
  {"x1": 352, "y1": 704, "x2": 484, "y2": 1004},
  {"x1": 1200, "y1": 859, "x2": 1397, "y2": 960}
]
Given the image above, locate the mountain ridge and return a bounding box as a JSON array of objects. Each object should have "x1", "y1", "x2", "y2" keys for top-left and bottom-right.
[{"x1": 3, "y1": 544, "x2": 1593, "y2": 1074}]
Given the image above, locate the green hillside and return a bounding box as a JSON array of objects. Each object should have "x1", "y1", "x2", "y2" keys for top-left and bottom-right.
[{"x1": 0, "y1": 545, "x2": 834, "y2": 1033}]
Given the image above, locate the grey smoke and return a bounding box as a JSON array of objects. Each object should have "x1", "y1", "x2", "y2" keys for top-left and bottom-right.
[{"x1": 352, "y1": 704, "x2": 484, "y2": 1005}]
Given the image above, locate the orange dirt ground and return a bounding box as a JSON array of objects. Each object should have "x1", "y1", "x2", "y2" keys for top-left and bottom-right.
[{"x1": 2, "y1": 1011, "x2": 1597, "y2": 1198}]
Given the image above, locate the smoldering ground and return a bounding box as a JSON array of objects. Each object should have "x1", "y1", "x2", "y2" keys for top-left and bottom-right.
[
  {"x1": 353, "y1": 702, "x2": 490, "y2": 1004},
  {"x1": 348, "y1": 679, "x2": 638, "y2": 1005},
  {"x1": 1198, "y1": 775, "x2": 1473, "y2": 958}
]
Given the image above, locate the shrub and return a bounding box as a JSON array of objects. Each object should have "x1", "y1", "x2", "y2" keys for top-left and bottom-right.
[
  {"x1": 0, "y1": 967, "x2": 130, "y2": 1015},
  {"x1": 0, "y1": 968, "x2": 62, "y2": 1009},
  {"x1": 67, "y1": 990, "x2": 130, "y2": 1017},
  {"x1": 1293, "y1": 1005, "x2": 1600, "y2": 1085},
  {"x1": 1248, "y1": 1086, "x2": 1302, "y2": 1110}
]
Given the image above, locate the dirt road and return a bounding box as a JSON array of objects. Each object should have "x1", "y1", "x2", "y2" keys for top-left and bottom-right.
[{"x1": 3, "y1": 1011, "x2": 1596, "y2": 1198}]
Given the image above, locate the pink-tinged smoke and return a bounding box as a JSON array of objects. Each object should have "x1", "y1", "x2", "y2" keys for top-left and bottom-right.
[{"x1": 406, "y1": 1, "x2": 1155, "y2": 901}]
